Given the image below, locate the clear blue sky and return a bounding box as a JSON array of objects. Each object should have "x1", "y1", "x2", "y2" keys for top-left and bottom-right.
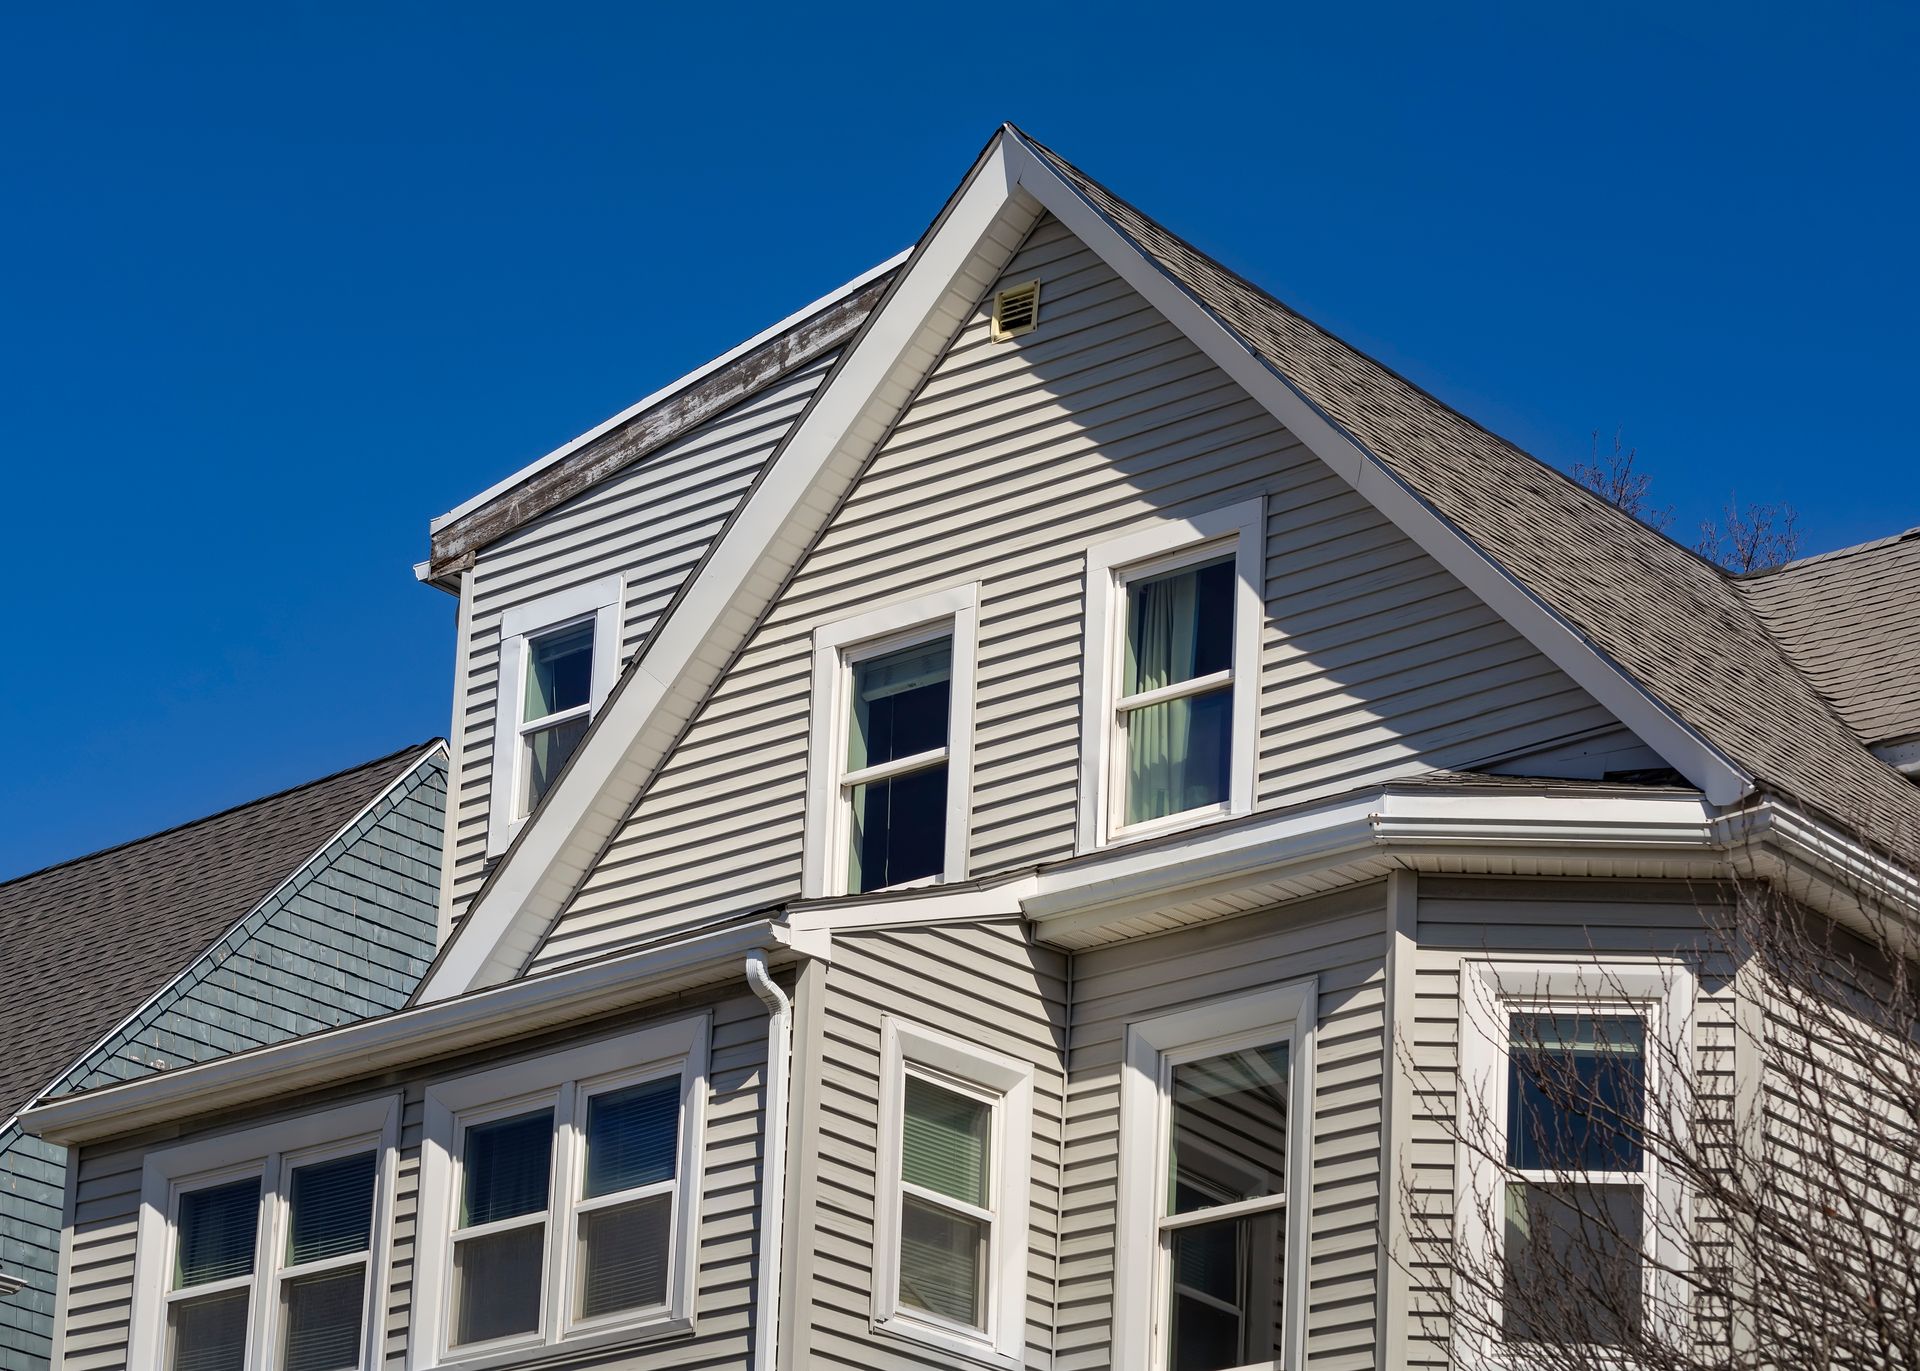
[{"x1": 2, "y1": 3, "x2": 1915, "y2": 879}]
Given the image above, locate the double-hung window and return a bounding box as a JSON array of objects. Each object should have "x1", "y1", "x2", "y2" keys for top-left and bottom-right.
[
  {"x1": 804, "y1": 585, "x2": 979, "y2": 898},
  {"x1": 132, "y1": 1097, "x2": 400, "y2": 1371},
  {"x1": 488, "y1": 577, "x2": 621, "y2": 853},
  {"x1": 873, "y1": 1017, "x2": 1034, "y2": 1368},
  {"x1": 1116, "y1": 980, "x2": 1315, "y2": 1371},
  {"x1": 1081, "y1": 499, "x2": 1263, "y2": 850},
  {"x1": 1456, "y1": 961, "x2": 1692, "y2": 1361},
  {"x1": 416, "y1": 1016, "x2": 707, "y2": 1366}
]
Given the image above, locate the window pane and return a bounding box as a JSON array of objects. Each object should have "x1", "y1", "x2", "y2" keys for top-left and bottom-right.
[
  {"x1": 288, "y1": 1151, "x2": 376, "y2": 1266},
  {"x1": 461, "y1": 1110, "x2": 553, "y2": 1228},
  {"x1": 168, "y1": 1287, "x2": 250, "y2": 1371},
  {"x1": 1503, "y1": 1181, "x2": 1644, "y2": 1344},
  {"x1": 848, "y1": 640, "x2": 951, "y2": 771},
  {"x1": 1507, "y1": 1014, "x2": 1646, "y2": 1171},
  {"x1": 1124, "y1": 685, "x2": 1231, "y2": 825},
  {"x1": 898, "y1": 1193, "x2": 985, "y2": 1330},
  {"x1": 522, "y1": 714, "x2": 590, "y2": 814},
  {"x1": 577, "y1": 1193, "x2": 672, "y2": 1320},
  {"x1": 175, "y1": 1178, "x2": 260, "y2": 1288},
  {"x1": 1124, "y1": 556, "x2": 1234, "y2": 696},
  {"x1": 1167, "y1": 1207, "x2": 1286, "y2": 1371},
  {"x1": 585, "y1": 1077, "x2": 679, "y2": 1199},
  {"x1": 525, "y1": 621, "x2": 594, "y2": 722},
  {"x1": 1169, "y1": 1040, "x2": 1290, "y2": 1214},
  {"x1": 281, "y1": 1265, "x2": 366, "y2": 1371},
  {"x1": 848, "y1": 761, "x2": 947, "y2": 894},
  {"x1": 902, "y1": 1075, "x2": 990, "y2": 1208},
  {"x1": 452, "y1": 1224, "x2": 545, "y2": 1347}
]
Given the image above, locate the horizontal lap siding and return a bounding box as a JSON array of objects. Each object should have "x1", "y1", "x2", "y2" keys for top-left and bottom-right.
[
  {"x1": 55, "y1": 1143, "x2": 140, "y2": 1371},
  {"x1": 800, "y1": 921, "x2": 1067, "y2": 1370},
  {"x1": 534, "y1": 215, "x2": 1624, "y2": 972},
  {"x1": 447, "y1": 357, "x2": 834, "y2": 924},
  {"x1": 1059, "y1": 884, "x2": 1389, "y2": 1371},
  {"x1": 1401, "y1": 877, "x2": 1733, "y2": 1366}
]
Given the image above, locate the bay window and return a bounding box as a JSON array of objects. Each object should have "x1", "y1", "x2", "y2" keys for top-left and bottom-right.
[
  {"x1": 1116, "y1": 980, "x2": 1315, "y2": 1371},
  {"x1": 416, "y1": 1016, "x2": 708, "y2": 1365},
  {"x1": 132, "y1": 1097, "x2": 400, "y2": 1371},
  {"x1": 488, "y1": 577, "x2": 621, "y2": 854},
  {"x1": 804, "y1": 584, "x2": 979, "y2": 898},
  {"x1": 1080, "y1": 499, "x2": 1263, "y2": 851},
  {"x1": 873, "y1": 1017, "x2": 1034, "y2": 1368}
]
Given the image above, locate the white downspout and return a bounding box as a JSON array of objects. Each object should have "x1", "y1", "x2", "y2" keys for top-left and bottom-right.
[{"x1": 744, "y1": 951, "x2": 792, "y2": 1371}]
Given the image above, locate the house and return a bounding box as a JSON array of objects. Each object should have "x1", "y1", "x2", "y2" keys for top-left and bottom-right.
[
  {"x1": 21, "y1": 126, "x2": 1920, "y2": 1371},
  {"x1": 0, "y1": 743, "x2": 446, "y2": 1371}
]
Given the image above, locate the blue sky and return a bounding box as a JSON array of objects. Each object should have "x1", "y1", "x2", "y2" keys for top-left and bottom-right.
[{"x1": 2, "y1": 2, "x2": 1915, "y2": 879}]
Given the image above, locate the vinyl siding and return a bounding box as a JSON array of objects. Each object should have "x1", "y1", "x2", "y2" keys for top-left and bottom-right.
[
  {"x1": 1396, "y1": 876, "x2": 1736, "y2": 1367},
  {"x1": 27, "y1": 754, "x2": 444, "y2": 1371},
  {"x1": 444, "y1": 356, "x2": 837, "y2": 924},
  {"x1": 58, "y1": 986, "x2": 778, "y2": 1371},
  {"x1": 790, "y1": 920, "x2": 1067, "y2": 1370},
  {"x1": 531, "y1": 214, "x2": 1630, "y2": 973},
  {"x1": 1057, "y1": 883, "x2": 1390, "y2": 1371}
]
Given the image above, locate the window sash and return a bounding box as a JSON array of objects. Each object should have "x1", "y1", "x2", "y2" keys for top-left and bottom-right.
[
  {"x1": 1116, "y1": 668, "x2": 1234, "y2": 716},
  {"x1": 517, "y1": 700, "x2": 590, "y2": 740},
  {"x1": 841, "y1": 744, "x2": 948, "y2": 791}
]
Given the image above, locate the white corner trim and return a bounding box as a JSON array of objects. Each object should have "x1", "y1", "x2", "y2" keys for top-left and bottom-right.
[
  {"x1": 1115, "y1": 977, "x2": 1317, "y2": 1371},
  {"x1": 431, "y1": 252, "x2": 910, "y2": 534},
  {"x1": 1000, "y1": 131, "x2": 1752, "y2": 810},
  {"x1": 418, "y1": 138, "x2": 1024, "y2": 1001},
  {"x1": 487, "y1": 577, "x2": 623, "y2": 857},
  {"x1": 803, "y1": 582, "x2": 981, "y2": 899},
  {"x1": 414, "y1": 1015, "x2": 710, "y2": 1369},
  {"x1": 872, "y1": 1016, "x2": 1034, "y2": 1369},
  {"x1": 1077, "y1": 496, "x2": 1264, "y2": 853},
  {"x1": 129, "y1": 1094, "x2": 402, "y2": 1371}
]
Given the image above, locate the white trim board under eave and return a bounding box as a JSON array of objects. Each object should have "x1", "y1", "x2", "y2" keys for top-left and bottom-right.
[{"x1": 418, "y1": 124, "x2": 1753, "y2": 1002}]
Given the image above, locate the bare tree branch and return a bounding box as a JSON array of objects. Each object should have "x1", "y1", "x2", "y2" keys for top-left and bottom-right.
[
  {"x1": 1698, "y1": 496, "x2": 1802, "y2": 573},
  {"x1": 1575, "y1": 429, "x2": 1674, "y2": 532}
]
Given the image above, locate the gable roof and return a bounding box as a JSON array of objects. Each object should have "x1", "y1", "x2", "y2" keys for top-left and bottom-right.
[
  {"x1": 420, "y1": 126, "x2": 1920, "y2": 1000},
  {"x1": 1737, "y1": 528, "x2": 1920, "y2": 749},
  {"x1": 0, "y1": 742, "x2": 438, "y2": 1121}
]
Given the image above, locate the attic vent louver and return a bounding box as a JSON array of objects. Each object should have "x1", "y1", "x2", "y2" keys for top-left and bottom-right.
[{"x1": 990, "y1": 280, "x2": 1041, "y2": 341}]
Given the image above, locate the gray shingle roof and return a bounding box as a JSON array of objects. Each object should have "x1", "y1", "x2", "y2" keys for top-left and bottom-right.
[
  {"x1": 1737, "y1": 529, "x2": 1920, "y2": 749},
  {"x1": 0, "y1": 744, "x2": 431, "y2": 1120},
  {"x1": 1020, "y1": 131, "x2": 1920, "y2": 856}
]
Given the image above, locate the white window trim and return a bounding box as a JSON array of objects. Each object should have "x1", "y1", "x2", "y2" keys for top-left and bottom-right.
[
  {"x1": 415, "y1": 1015, "x2": 709, "y2": 1371},
  {"x1": 871, "y1": 1016, "x2": 1034, "y2": 1369},
  {"x1": 130, "y1": 1094, "x2": 402, "y2": 1371},
  {"x1": 1454, "y1": 959, "x2": 1695, "y2": 1369},
  {"x1": 1115, "y1": 977, "x2": 1316, "y2": 1371},
  {"x1": 1078, "y1": 498, "x2": 1264, "y2": 853},
  {"x1": 802, "y1": 583, "x2": 980, "y2": 899},
  {"x1": 487, "y1": 576, "x2": 623, "y2": 855}
]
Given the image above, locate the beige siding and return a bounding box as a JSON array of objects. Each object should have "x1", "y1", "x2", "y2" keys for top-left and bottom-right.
[
  {"x1": 793, "y1": 920, "x2": 1067, "y2": 1370},
  {"x1": 1396, "y1": 877, "x2": 1735, "y2": 1367},
  {"x1": 445, "y1": 354, "x2": 837, "y2": 923},
  {"x1": 533, "y1": 215, "x2": 1626, "y2": 972},
  {"x1": 1058, "y1": 884, "x2": 1390, "y2": 1371},
  {"x1": 59, "y1": 989, "x2": 777, "y2": 1371}
]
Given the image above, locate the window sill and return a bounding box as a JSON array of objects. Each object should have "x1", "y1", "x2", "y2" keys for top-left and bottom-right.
[
  {"x1": 419, "y1": 1314, "x2": 693, "y2": 1371},
  {"x1": 1092, "y1": 800, "x2": 1238, "y2": 853},
  {"x1": 872, "y1": 1312, "x2": 1023, "y2": 1370}
]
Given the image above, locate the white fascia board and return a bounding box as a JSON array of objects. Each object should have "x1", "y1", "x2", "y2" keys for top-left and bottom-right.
[
  {"x1": 1023, "y1": 784, "x2": 1719, "y2": 930},
  {"x1": 0, "y1": 740, "x2": 450, "y2": 1145},
  {"x1": 429, "y1": 252, "x2": 911, "y2": 535},
  {"x1": 419, "y1": 140, "x2": 1027, "y2": 1001},
  {"x1": 785, "y1": 875, "x2": 1037, "y2": 934},
  {"x1": 1716, "y1": 796, "x2": 1920, "y2": 946},
  {"x1": 999, "y1": 131, "x2": 1753, "y2": 810},
  {"x1": 20, "y1": 918, "x2": 816, "y2": 1148}
]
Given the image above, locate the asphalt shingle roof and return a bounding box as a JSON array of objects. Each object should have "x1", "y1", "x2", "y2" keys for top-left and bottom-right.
[
  {"x1": 1022, "y1": 131, "x2": 1920, "y2": 856},
  {"x1": 1737, "y1": 529, "x2": 1920, "y2": 749},
  {"x1": 0, "y1": 744, "x2": 430, "y2": 1120}
]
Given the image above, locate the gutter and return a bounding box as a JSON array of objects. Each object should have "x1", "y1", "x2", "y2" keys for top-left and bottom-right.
[
  {"x1": 744, "y1": 953, "x2": 792, "y2": 1371},
  {"x1": 21, "y1": 918, "x2": 822, "y2": 1147}
]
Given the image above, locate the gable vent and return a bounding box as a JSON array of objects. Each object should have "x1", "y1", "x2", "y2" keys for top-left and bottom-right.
[{"x1": 990, "y1": 280, "x2": 1041, "y2": 341}]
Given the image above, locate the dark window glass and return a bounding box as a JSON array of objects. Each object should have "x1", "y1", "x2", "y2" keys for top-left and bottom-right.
[
  {"x1": 525, "y1": 622, "x2": 594, "y2": 721},
  {"x1": 462, "y1": 1110, "x2": 554, "y2": 1227},
  {"x1": 848, "y1": 641, "x2": 951, "y2": 771},
  {"x1": 848, "y1": 763, "x2": 947, "y2": 893},
  {"x1": 1507, "y1": 1014, "x2": 1645, "y2": 1172},
  {"x1": 287, "y1": 1151, "x2": 376, "y2": 1266},
  {"x1": 584, "y1": 1078, "x2": 679, "y2": 1199},
  {"x1": 1503, "y1": 1181, "x2": 1644, "y2": 1345},
  {"x1": 176, "y1": 1179, "x2": 260, "y2": 1288}
]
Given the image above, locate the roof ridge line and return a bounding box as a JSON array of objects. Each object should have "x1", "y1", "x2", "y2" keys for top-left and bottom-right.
[{"x1": 0, "y1": 738, "x2": 444, "y2": 891}]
